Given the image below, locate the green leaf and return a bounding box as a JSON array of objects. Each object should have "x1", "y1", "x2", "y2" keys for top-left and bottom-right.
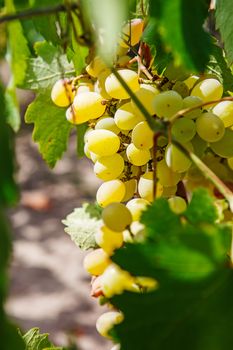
[
  {"x1": 25, "y1": 91, "x2": 72, "y2": 168},
  {"x1": 20, "y1": 41, "x2": 75, "y2": 90},
  {"x1": 149, "y1": 0, "x2": 211, "y2": 71},
  {"x1": 22, "y1": 327, "x2": 63, "y2": 350},
  {"x1": 206, "y1": 44, "x2": 233, "y2": 92},
  {"x1": 5, "y1": 78, "x2": 21, "y2": 132},
  {"x1": 76, "y1": 124, "x2": 88, "y2": 157},
  {"x1": 216, "y1": 0, "x2": 233, "y2": 65},
  {"x1": 62, "y1": 203, "x2": 102, "y2": 250}
]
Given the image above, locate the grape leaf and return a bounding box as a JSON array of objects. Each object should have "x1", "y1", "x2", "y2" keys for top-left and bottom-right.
[
  {"x1": 216, "y1": 0, "x2": 233, "y2": 65},
  {"x1": 20, "y1": 41, "x2": 75, "y2": 90},
  {"x1": 62, "y1": 203, "x2": 102, "y2": 250},
  {"x1": 22, "y1": 327, "x2": 62, "y2": 350},
  {"x1": 25, "y1": 91, "x2": 72, "y2": 168}
]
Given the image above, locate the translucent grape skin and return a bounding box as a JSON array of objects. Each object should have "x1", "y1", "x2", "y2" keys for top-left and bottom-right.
[
  {"x1": 87, "y1": 130, "x2": 120, "y2": 156},
  {"x1": 171, "y1": 117, "x2": 196, "y2": 143},
  {"x1": 96, "y1": 180, "x2": 126, "y2": 207},
  {"x1": 96, "y1": 311, "x2": 124, "y2": 338},
  {"x1": 153, "y1": 90, "x2": 183, "y2": 119},
  {"x1": 51, "y1": 78, "x2": 74, "y2": 107},
  {"x1": 94, "y1": 154, "x2": 125, "y2": 181},
  {"x1": 105, "y1": 69, "x2": 140, "y2": 100},
  {"x1": 132, "y1": 121, "x2": 154, "y2": 149},
  {"x1": 212, "y1": 101, "x2": 233, "y2": 128},
  {"x1": 95, "y1": 226, "x2": 123, "y2": 254},
  {"x1": 83, "y1": 249, "x2": 110, "y2": 276},
  {"x1": 210, "y1": 129, "x2": 233, "y2": 158},
  {"x1": 72, "y1": 92, "x2": 106, "y2": 123},
  {"x1": 114, "y1": 102, "x2": 144, "y2": 130},
  {"x1": 126, "y1": 198, "x2": 150, "y2": 221},
  {"x1": 138, "y1": 172, "x2": 163, "y2": 202},
  {"x1": 126, "y1": 143, "x2": 151, "y2": 166},
  {"x1": 191, "y1": 78, "x2": 223, "y2": 103},
  {"x1": 95, "y1": 116, "x2": 120, "y2": 135},
  {"x1": 168, "y1": 196, "x2": 187, "y2": 214},
  {"x1": 102, "y1": 202, "x2": 132, "y2": 232},
  {"x1": 165, "y1": 142, "x2": 193, "y2": 173},
  {"x1": 196, "y1": 112, "x2": 225, "y2": 142}
]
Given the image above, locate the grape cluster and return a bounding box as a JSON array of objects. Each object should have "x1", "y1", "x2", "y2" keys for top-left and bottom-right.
[{"x1": 51, "y1": 18, "x2": 233, "y2": 346}]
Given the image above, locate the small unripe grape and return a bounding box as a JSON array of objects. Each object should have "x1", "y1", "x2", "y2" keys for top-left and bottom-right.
[
  {"x1": 51, "y1": 78, "x2": 74, "y2": 107},
  {"x1": 212, "y1": 101, "x2": 233, "y2": 127},
  {"x1": 102, "y1": 202, "x2": 132, "y2": 231},
  {"x1": 126, "y1": 143, "x2": 151, "y2": 166},
  {"x1": 105, "y1": 69, "x2": 140, "y2": 100},
  {"x1": 95, "y1": 116, "x2": 120, "y2": 135},
  {"x1": 165, "y1": 142, "x2": 193, "y2": 173},
  {"x1": 86, "y1": 56, "x2": 107, "y2": 77},
  {"x1": 132, "y1": 121, "x2": 154, "y2": 149},
  {"x1": 87, "y1": 130, "x2": 120, "y2": 156},
  {"x1": 95, "y1": 226, "x2": 123, "y2": 254},
  {"x1": 191, "y1": 78, "x2": 223, "y2": 103},
  {"x1": 96, "y1": 311, "x2": 124, "y2": 338},
  {"x1": 157, "y1": 159, "x2": 181, "y2": 186},
  {"x1": 126, "y1": 198, "x2": 149, "y2": 221},
  {"x1": 171, "y1": 117, "x2": 196, "y2": 143},
  {"x1": 183, "y1": 96, "x2": 202, "y2": 119},
  {"x1": 73, "y1": 92, "x2": 106, "y2": 123},
  {"x1": 83, "y1": 249, "x2": 110, "y2": 276},
  {"x1": 138, "y1": 172, "x2": 163, "y2": 202},
  {"x1": 153, "y1": 91, "x2": 183, "y2": 119},
  {"x1": 96, "y1": 180, "x2": 126, "y2": 207},
  {"x1": 168, "y1": 196, "x2": 187, "y2": 214},
  {"x1": 196, "y1": 112, "x2": 225, "y2": 142},
  {"x1": 101, "y1": 264, "x2": 134, "y2": 297},
  {"x1": 94, "y1": 154, "x2": 124, "y2": 181},
  {"x1": 119, "y1": 18, "x2": 144, "y2": 48},
  {"x1": 114, "y1": 102, "x2": 144, "y2": 130},
  {"x1": 210, "y1": 129, "x2": 233, "y2": 158}
]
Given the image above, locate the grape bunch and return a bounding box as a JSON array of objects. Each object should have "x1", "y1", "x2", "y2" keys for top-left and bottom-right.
[{"x1": 51, "y1": 18, "x2": 233, "y2": 346}]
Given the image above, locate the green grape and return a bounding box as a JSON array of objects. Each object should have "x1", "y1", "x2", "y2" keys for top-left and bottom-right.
[
  {"x1": 203, "y1": 154, "x2": 229, "y2": 180},
  {"x1": 114, "y1": 102, "x2": 144, "y2": 130},
  {"x1": 168, "y1": 196, "x2": 187, "y2": 214},
  {"x1": 122, "y1": 179, "x2": 136, "y2": 202},
  {"x1": 183, "y1": 96, "x2": 202, "y2": 119},
  {"x1": 95, "y1": 226, "x2": 123, "y2": 254},
  {"x1": 126, "y1": 143, "x2": 151, "y2": 166},
  {"x1": 186, "y1": 165, "x2": 203, "y2": 182},
  {"x1": 196, "y1": 112, "x2": 225, "y2": 142},
  {"x1": 94, "y1": 69, "x2": 112, "y2": 99},
  {"x1": 96, "y1": 311, "x2": 124, "y2": 338},
  {"x1": 227, "y1": 157, "x2": 233, "y2": 170},
  {"x1": 126, "y1": 198, "x2": 150, "y2": 221},
  {"x1": 165, "y1": 142, "x2": 193, "y2": 173},
  {"x1": 73, "y1": 92, "x2": 106, "y2": 123},
  {"x1": 102, "y1": 202, "x2": 132, "y2": 231},
  {"x1": 212, "y1": 101, "x2": 233, "y2": 127},
  {"x1": 51, "y1": 78, "x2": 74, "y2": 107},
  {"x1": 157, "y1": 159, "x2": 181, "y2": 186},
  {"x1": 191, "y1": 134, "x2": 207, "y2": 158},
  {"x1": 83, "y1": 249, "x2": 110, "y2": 276},
  {"x1": 96, "y1": 179, "x2": 126, "y2": 207},
  {"x1": 105, "y1": 69, "x2": 140, "y2": 99},
  {"x1": 172, "y1": 81, "x2": 189, "y2": 98},
  {"x1": 94, "y1": 154, "x2": 124, "y2": 180},
  {"x1": 95, "y1": 116, "x2": 120, "y2": 135},
  {"x1": 119, "y1": 18, "x2": 144, "y2": 48},
  {"x1": 191, "y1": 78, "x2": 223, "y2": 103},
  {"x1": 138, "y1": 172, "x2": 163, "y2": 202},
  {"x1": 131, "y1": 84, "x2": 159, "y2": 118},
  {"x1": 162, "y1": 185, "x2": 177, "y2": 197},
  {"x1": 87, "y1": 130, "x2": 120, "y2": 156},
  {"x1": 132, "y1": 121, "x2": 154, "y2": 149},
  {"x1": 183, "y1": 75, "x2": 199, "y2": 90},
  {"x1": 86, "y1": 56, "x2": 107, "y2": 77},
  {"x1": 101, "y1": 264, "x2": 134, "y2": 298},
  {"x1": 210, "y1": 129, "x2": 233, "y2": 158},
  {"x1": 153, "y1": 91, "x2": 183, "y2": 119},
  {"x1": 171, "y1": 117, "x2": 196, "y2": 142}
]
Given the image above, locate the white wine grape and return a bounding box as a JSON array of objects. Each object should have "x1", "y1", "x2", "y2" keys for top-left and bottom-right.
[
  {"x1": 102, "y1": 202, "x2": 132, "y2": 231},
  {"x1": 196, "y1": 112, "x2": 225, "y2": 142},
  {"x1": 96, "y1": 180, "x2": 126, "y2": 207},
  {"x1": 126, "y1": 143, "x2": 151, "y2": 166},
  {"x1": 153, "y1": 91, "x2": 183, "y2": 119},
  {"x1": 105, "y1": 69, "x2": 139, "y2": 99},
  {"x1": 87, "y1": 130, "x2": 120, "y2": 156},
  {"x1": 94, "y1": 154, "x2": 125, "y2": 180},
  {"x1": 114, "y1": 102, "x2": 144, "y2": 130},
  {"x1": 132, "y1": 121, "x2": 154, "y2": 149}
]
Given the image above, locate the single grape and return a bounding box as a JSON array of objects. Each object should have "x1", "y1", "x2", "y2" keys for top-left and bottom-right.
[
  {"x1": 94, "y1": 154, "x2": 124, "y2": 180},
  {"x1": 183, "y1": 96, "x2": 202, "y2": 119},
  {"x1": 165, "y1": 142, "x2": 193, "y2": 173},
  {"x1": 95, "y1": 226, "x2": 123, "y2": 254},
  {"x1": 114, "y1": 102, "x2": 144, "y2": 130},
  {"x1": 138, "y1": 172, "x2": 163, "y2": 202},
  {"x1": 73, "y1": 92, "x2": 106, "y2": 123},
  {"x1": 96, "y1": 311, "x2": 124, "y2": 338},
  {"x1": 101, "y1": 264, "x2": 134, "y2": 297},
  {"x1": 86, "y1": 56, "x2": 107, "y2": 77},
  {"x1": 196, "y1": 112, "x2": 225, "y2": 142},
  {"x1": 171, "y1": 117, "x2": 196, "y2": 142},
  {"x1": 131, "y1": 84, "x2": 159, "y2": 118},
  {"x1": 76, "y1": 82, "x2": 94, "y2": 94},
  {"x1": 132, "y1": 121, "x2": 154, "y2": 149},
  {"x1": 126, "y1": 143, "x2": 151, "y2": 166},
  {"x1": 94, "y1": 69, "x2": 112, "y2": 99},
  {"x1": 153, "y1": 91, "x2": 183, "y2": 119},
  {"x1": 210, "y1": 129, "x2": 233, "y2": 158},
  {"x1": 87, "y1": 130, "x2": 120, "y2": 156},
  {"x1": 105, "y1": 69, "x2": 139, "y2": 99},
  {"x1": 191, "y1": 78, "x2": 223, "y2": 103},
  {"x1": 122, "y1": 179, "x2": 136, "y2": 202},
  {"x1": 212, "y1": 101, "x2": 233, "y2": 128},
  {"x1": 83, "y1": 249, "x2": 110, "y2": 276},
  {"x1": 157, "y1": 159, "x2": 181, "y2": 186},
  {"x1": 119, "y1": 18, "x2": 144, "y2": 48},
  {"x1": 183, "y1": 75, "x2": 199, "y2": 90},
  {"x1": 168, "y1": 196, "x2": 187, "y2": 214},
  {"x1": 191, "y1": 134, "x2": 207, "y2": 158},
  {"x1": 126, "y1": 198, "x2": 150, "y2": 221},
  {"x1": 102, "y1": 202, "x2": 132, "y2": 231},
  {"x1": 51, "y1": 78, "x2": 74, "y2": 107},
  {"x1": 96, "y1": 180, "x2": 126, "y2": 207}
]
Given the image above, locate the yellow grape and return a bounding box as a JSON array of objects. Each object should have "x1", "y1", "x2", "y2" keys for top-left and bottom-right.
[
  {"x1": 212, "y1": 101, "x2": 233, "y2": 127},
  {"x1": 138, "y1": 172, "x2": 163, "y2": 202},
  {"x1": 95, "y1": 116, "x2": 120, "y2": 135},
  {"x1": 84, "y1": 127, "x2": 94, "y2": 143},
  {"x1": 122, "y1": 178, "x2": 137, "y2": 202},
  {"x1": 94, "y1": 154, "x2": 124, "y2": 181},
  {"x1": 83, "y1": 249, "x2": 110, "y2": 276},
  {"x1": 153, "y1": 91, "x2": 183, "y2": 119},
  {"x1": 119, "y1": 18, "x2": 144, "y2": 48},
  {"x1": 94, "y1": 69, "x2": 112, "y2": 99},
  {"x1": 114, "y1": 102, "x2": 144, "y2": 130},
  {"x1": 105, "y1": 69, "x2": 139, "y2": 99},
  {"x1": 76, "y1": 82, "x2": 94, "y2": 94},
  {"x1": 51, "y1": 78, "x2": 74, "y2": 107},
  {"x1": 102, "y1": 202, "x2": 132, "y2": 231},
  {"x1": 191, "y1": 78, "x2": 223, "y2": 103},
  {"x1": 183, "y1": 96, "x2": 203, "y2": 119},
  {"x1": 95, "y1": 226, "x2": 123, "y2": 254},
  {"x1": 196, "y1": 112, "x2": 225, "y2": 142},
  {"x1": 101, "y1": 264, "x2": 134, "y2": 297},
  {"x1": 132, "y1": 121, "x2": 154, "y2": 149},
  {"x1": 157, "y1": 159, "x2": 182, "y2": 186},
  {"x1": 87, "y1": 130, "x2": 120, "y2": 156},
  {"x1": 135, "y1": 276, "x2": 157, "y2": 291},
  {"x1": 73, "y1": 92, "x2": 106, "y2": 123},
  {"x1": 116, "y1": 55, "x2": 131, "y2": 67},
  {"x1": 168, "y1": 196, "x2": 187, "y2": 214},
  {"x1": 165, "y1": 142, "x2": 193, "y2": 173},
  {"x1": 86, "y1": 56, "x2": 107, "y2": 77},
  {"x1": 96, "y1": 179, "x2": 126, "y2": 207},
  {"x1": 126, "y1": 198, "x2": 150, "y2": 221},
  {"x1": 126, "y1": 143, "x2": 151, "y2": 166},
  {"x1": 131, "y1": 84, "x2": 160, "y2": 118},
  {"x1": 96, "y1": 311, "x2": 124, "y2": 338},
  {"x1": 90, "y1": 151, "x2": 101, "y2": 163},
  {"x1": 183, "y1": 75, "x2": 199, "y2": 90},
  {"x1": 84, "y1": 143, "x2": 91, "y2": 159}
]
